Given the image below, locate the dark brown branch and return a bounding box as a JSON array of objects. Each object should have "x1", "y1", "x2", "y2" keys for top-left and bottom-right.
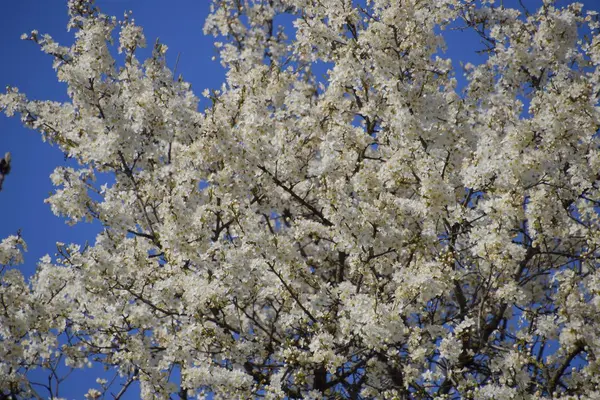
[{"x1": 258, "y1": 166, "x2": 333, "y2": 227}]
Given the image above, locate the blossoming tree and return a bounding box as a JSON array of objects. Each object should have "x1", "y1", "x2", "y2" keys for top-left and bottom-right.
[{"x1": 1, "y1": 0, "x2": 600, "y2": 398}]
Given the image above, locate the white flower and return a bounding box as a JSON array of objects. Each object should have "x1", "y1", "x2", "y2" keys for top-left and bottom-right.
[{"x1": 0, "y1": 0, "x2": 598, "y2": 397}]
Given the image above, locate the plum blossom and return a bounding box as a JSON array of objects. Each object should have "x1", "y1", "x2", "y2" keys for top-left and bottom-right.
[{"x1": 1, "y1": 0, "x2": 600, "y2": 398}]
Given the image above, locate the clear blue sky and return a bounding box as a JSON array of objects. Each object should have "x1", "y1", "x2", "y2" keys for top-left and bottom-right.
[
  {"x1": 0, "y1": 0, "x2": 224, "y2": 281},
  {"x1": 0, "y1": 0, "x2": 598, "y2": 398},
  {"x1": 0, "y1": 1, "x2": 224, "y2": 397}
]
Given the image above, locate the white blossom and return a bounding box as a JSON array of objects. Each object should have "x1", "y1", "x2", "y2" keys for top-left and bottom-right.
[{"x1": 1, "y1": 0, "x2": 600, "y2": 398}]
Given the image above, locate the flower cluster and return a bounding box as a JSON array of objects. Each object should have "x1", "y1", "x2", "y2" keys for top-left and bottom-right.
[{"x1": 1, "y1": 0, "x2": 600, "y2": 398}]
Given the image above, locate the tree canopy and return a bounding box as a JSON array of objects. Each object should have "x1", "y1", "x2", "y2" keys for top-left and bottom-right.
[{"x1": 1, "y1": 0, "x2": 600, "y2": 398}]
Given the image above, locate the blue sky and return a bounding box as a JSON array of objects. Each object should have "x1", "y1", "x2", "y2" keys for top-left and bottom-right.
[
  {"x1": 0, "y1": 0, "x2": 228, "y2": 282},
  {"x1": 0, "y1": 1, "x2": 224, "y2": 397},
  {"x1": 1, "y1": 0, "x2": 599, "y2": 398}
]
